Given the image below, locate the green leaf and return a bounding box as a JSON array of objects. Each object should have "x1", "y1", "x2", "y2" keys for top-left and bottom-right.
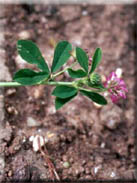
[
  {"x1": 68, "y1": 68, "x2": 87, "y2": 78},
  {"x1": 17, "y1": 40, "x2": 50, "y2": 73},
  {"x1": 13, "y1": 69, "x2": 49, "y2": 85},
  {"x1": 89, "y1": 48, "x2": 102, "y2": 74},
  {"x1": 55, "y1": 94, "x2": 77, "y2": 110},
  {"x1": 51, "y1": 41, "x2": 72, "y2": 73},
  {"x1": 52, "y1": 85, "x2": 78, "y2": 99},
  {"x1": 80, "y1": 90, "x2": 107, "y2": 105},
  {"x1": 76, "y1": 47, "x2": 88, "y2": 73}
]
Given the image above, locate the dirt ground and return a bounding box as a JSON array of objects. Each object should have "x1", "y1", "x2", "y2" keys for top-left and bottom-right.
[{"x1": 0, "y1": 3, "x2": 136, "y2": 182}]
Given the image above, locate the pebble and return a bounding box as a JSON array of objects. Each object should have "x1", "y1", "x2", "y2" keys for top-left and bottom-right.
[
  {"x1": 7, "y1": 106, "x2": 18, "y2": 115},
  {"x1": 6, "y1": 89, "x2": 16, "y2": 96},
  {"x1": 93, "y1": 165, "x2": 102, "y2": 175},
  {"x1": 82, "y1": 10, "x2": 88, "y2": 16},
  {"x1": 106, "y1": 119, "x2": 117, "y2": 129},
  {"x1": 8, "y1": 170, "x2": 12, "y2": 177},
  {"x1": 27, "y1": 117, "x2": 40, "y2": 127},
  {"x1": 100, "y1": 142, "x2": 105, "y2": 148},
  {"x1": 22, "y1": 136, "x2": 26, "y2": 143},
  {"x1": 110, "y1": 171, "x2": 116, "y2": 178},
  {"x1": 18, "y1": 30, "x2": 30, "y2": 39},
  {"x1": 29, "y1": 135, "x2": 34, "y2": 142},
  {"x1": 63, "y1": 162, "x2": 70, "y2": 169},
  {"x1": 46, "y1": 105, "x2": 56, "y2": 114},
  {"x1": 33, "y1": 88, "x2": 41, "y2": 99},
  {"x1": 40, "y1": 16, "x2": 47, "y2": 23}
]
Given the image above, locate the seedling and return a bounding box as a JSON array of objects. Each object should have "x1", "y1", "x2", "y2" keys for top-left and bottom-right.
[{"x1": 0, "y1": 40, "x2": 128, "y2": 109}]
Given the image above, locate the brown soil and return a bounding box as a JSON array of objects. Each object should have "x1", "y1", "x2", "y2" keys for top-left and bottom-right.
[{"x1": 1, "y1": 4, "x2": 136, "y2": 181}]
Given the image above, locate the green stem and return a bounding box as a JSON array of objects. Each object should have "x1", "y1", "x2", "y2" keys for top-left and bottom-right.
[
  {"x1": 52, "y1": 62, "x2": 77, "y2": 79},
  {"x1": 0, "y1": 82, "x2": 22, "y2": 87},
  {"x1": 0, "y1": 81, "x2": 75, "y2": 87},
  {"x1": 45, "y1": 81, "x2": 75, "y2": 86}
]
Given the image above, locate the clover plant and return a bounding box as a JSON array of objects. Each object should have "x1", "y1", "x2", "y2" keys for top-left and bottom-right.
[{"x1": 0, "y1": 40, "x2": 128, "y2": 109}]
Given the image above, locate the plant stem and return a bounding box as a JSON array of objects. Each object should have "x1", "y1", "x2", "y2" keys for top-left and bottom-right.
[
  {"x1": 0, "y1": 81, "x2": 75, "y2": 87},
  {"x1": 45, "y1": 81, "x2": 75, "y2": 86},
  {"x1": 52, "y1": 61, "x2": 77, "y2": 79},
  {"x1": 0, "y1": 82, "x2": 22, "y2": 87}
]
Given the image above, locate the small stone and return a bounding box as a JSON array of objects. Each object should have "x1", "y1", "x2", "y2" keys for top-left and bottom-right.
[
  {"x1": 7, "y1": 106, "x2": 18, "y2": 115},
  {"x1": 18, "y1": 30, "x2": 30, "y2": 39},
  {"x1": 100, "y1": 142, "x2": 105, "y2": 148},
  {"x1": 82, "y1": 10, "x2": 88, "y2": 16},
  {"x1": 8, "y1": 170, "x2": 12, "y2": 177},
  {"x1": 27, "y1": 117, "x2": 40, "y2": 127},
  {"x1": 33, "y1": 89, "x2": 41, "y2": 99},
  {"x1": 41, "y1": 16, "x2": 47, "y2": 23},
  {"x1": 81, "y1": 159, "x2": 86, "y2": 165},
  {"x1": 93, "y1": 165, "x2": 102, "y2": 175},
  {"x1": 63, "y1": 162, "x2": 70, "y2": 169},
  {"x1": 29, "y1": 136, "x2": 34, "y2": 142},
  {"x1": 22, "y1": 137, "x2": 26, "y2": 143},
  {"x1": 6, "y1": 89, "x2": 16, "y2": 96},
  {"x1": 110, "y1": 171, "x2": 116, "y2": 178},
  {"x1": 106, "y1": 119, "x2": 117, "y2": 129},
  {"x1": 46, "y1": 105, "x2": 56, "y2": 114}
]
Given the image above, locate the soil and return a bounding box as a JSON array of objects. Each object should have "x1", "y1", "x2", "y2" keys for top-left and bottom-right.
[{"x1": 0, "y1": 3, "x2": 136, "y2": 182}]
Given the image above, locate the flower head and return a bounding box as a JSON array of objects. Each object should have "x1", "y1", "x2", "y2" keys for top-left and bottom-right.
[{"x1": 104, "y1": 71, "x2": 128, "y2": 103}]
